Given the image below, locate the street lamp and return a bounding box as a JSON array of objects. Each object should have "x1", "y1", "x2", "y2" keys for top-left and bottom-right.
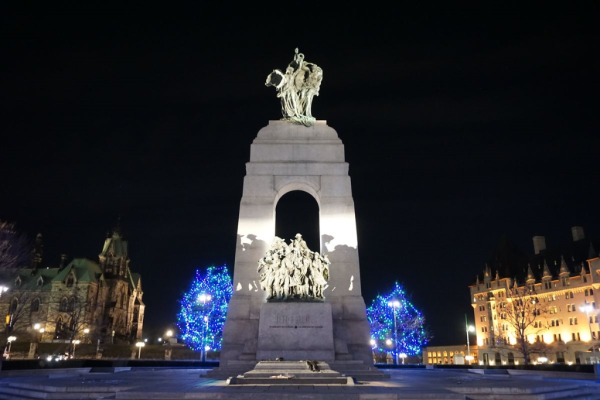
[
  {"x1": 136, "y1": 341, "x2": 145, "y2": 359},
  {"x1": 6, "y1": 336, "x2": 16, "y2": 359},
  {"x1": 72, "y1": 340, "x2": 80, "y2": 358},
  {"x1": 465, "y1": 314, "x2": 475, "y2": 365},
  {"x1": 33, "y1": 324, "x2": 44, "y2": 343},
  {"x1": 399, "y1": 353, "x2": 407, "y2": 364},
  {"x1": 388, "y1": 300, "x2": 400, "y2": 365},
  {"x1": 83, "y1": 328, "x2": 90, "y2": 344},
  {"x1": 580, "y1": 304, "x2": 598, "y2": 364},
  {"x1": 201, "y1": 315, "x2": 210, "y2": 362},
  {"x1": 198, "y1": 293, "x2": 212, "y2": 362},
  {"x1": 166, "y1": 330, "x2": 173, "y2": 337}
]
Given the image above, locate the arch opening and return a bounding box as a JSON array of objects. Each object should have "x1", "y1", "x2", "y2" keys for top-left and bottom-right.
[{"x1": 275, "y1": 190, "x2": 320, "y2": 251}]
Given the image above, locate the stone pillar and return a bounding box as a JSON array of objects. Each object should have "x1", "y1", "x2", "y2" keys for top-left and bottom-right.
[
  {"x1": 165, "y1": 348, "x2": 172, "y2": 360},
  {"x1": 221, "y1": 121, "x2": 372, "y2": 365}
]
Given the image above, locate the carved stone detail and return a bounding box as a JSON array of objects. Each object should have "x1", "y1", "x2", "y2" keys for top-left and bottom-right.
[{"x1": 258, "y1": 234, "x2": 329, "y2": 301}]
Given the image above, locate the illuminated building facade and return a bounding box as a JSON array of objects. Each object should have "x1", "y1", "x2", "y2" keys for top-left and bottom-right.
[
  {"x1": 424, "y1": 344, "x2": 478, "y2": 365},
  {"x1": 0, "y1": 229, "x2": 144, "y2": 344},
  {"x1": 470, "y1": 226, "x2": 600, "y2": 365}
]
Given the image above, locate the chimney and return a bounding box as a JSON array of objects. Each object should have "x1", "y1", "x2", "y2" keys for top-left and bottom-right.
[
  {"x1": 571, "y1": 226, "x2": 585, "y2": 242},
  {"x1": 533, "y1": 236, "x2": 546, "y2": 255}
]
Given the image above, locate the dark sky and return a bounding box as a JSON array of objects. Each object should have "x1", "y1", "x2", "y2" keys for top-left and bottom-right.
[{"x1": 2, "y1": 5, "x2": 599, "y2": 345}]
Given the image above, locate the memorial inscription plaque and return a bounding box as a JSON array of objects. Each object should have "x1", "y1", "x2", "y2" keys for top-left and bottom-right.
[{"x1": 257, "y1": 302, "x2": 335, "y2": 361}]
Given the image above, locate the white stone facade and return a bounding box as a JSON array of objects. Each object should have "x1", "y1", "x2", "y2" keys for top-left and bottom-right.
[{"x1": 220, "y1": 121, "x2": 372, "y2": 365}]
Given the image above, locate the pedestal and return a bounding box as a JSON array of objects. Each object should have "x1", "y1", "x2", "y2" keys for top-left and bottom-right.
[{"x1": 257, "y1": 302, "x2": 335, "y2": 361}]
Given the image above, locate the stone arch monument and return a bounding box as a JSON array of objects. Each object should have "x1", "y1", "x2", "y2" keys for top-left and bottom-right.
[{"x1": 220, "y1": 120, "x2": 372, "y2": 367}]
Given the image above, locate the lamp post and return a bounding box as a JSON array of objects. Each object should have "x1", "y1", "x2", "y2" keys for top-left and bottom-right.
[
  {"x1": 136, "y1": 341, "x2": 145, "y2": 359},
  {"x1": 580, "y1": 304, "x2": 598, "y2": 364},
  {"x1": 465, "y1": 314, "x2": 475, "y2": 365},
  {"x1": 72, "y1": 340, "x2": 80, "y2": 358},
  {"x1": 388, "y1": 300, "x2": 400, "y2": 365},
  {"x1": 6, "y1": 336, "x2": 16, "y2": 359},
  {"x1": 198, "y1": 293, "x2": 212, "y2": 362},
  {"x1": 83, "y1": 328, "x2": 90, "y2": 343}
]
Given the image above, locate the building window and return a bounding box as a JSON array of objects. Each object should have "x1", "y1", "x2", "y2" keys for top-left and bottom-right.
[
  {"x1": 566, "y1": 291, "x2": 574, "y2": 299},
  {"x1": 544, "y1": 281, "x2": 551, "y2": 290},
  {"x1": 554, "y1": 333, "x2": 562, "y2": 342},
  {"x1": 567, "y1": 304, "x2": 573, "y2": 312},
  {"x1": 482, "y1": 327, "x2": 488, "y2": 333},
  {"x1": 9, "y1": 299, "x2": 18, "y2": 314},
  {"x1": 30, "y1": 299, "x2": 40, "y2": 312},
  {"x1": 479, "y1": 305, "x2": 485, "y2": 311},
  {"x1": 68, "y1": 298, "x2": 76, "y2": 312},
  {"x1": 59, "y1": 298, "x2": 68, "y2": 312},
  {"x1": 572, "y1": 332, "x2": 581, "y2": 341},
  {"x1": 480, "y1": 316, "x2": 487, "y2": 322}
]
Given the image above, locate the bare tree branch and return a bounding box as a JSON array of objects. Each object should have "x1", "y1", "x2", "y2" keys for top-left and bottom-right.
[{"x1": 0, "y1": 221, "x2": 31, "y2": 279}]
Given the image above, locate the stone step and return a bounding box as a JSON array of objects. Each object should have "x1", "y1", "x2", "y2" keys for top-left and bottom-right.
[
  {"x1": 230, "y1": 376, "x2": 352, "y2": 385},
  {"x1": 0, "y1": 385, "x2": 114, "y2": 399},
  {"x1": 452, "y1": 385, "x2": 598, "y2": 400},
  {"x1": 115, "y1": 390, "x2": 466, "y2": 400}
]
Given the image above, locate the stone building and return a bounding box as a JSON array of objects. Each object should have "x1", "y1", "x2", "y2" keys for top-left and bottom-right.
[
  {"x1": 423, "y1": 344, "x2": 479, "y2": 365},
  {"x1": 0, "y1": 229, "x2": 144, "y2": 344},
  {"x1": 470, "y1": 226, "x2": 600, "y2": 365}
]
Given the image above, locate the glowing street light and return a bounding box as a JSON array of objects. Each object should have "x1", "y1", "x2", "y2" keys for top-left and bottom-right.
[
  {"x1": 198, "y1": 293, "x2": 212, "y2": 304},
  {"x1": 388, "y1": 300, "x2": 401, "y2": 365},
  {"x1": 166, "y1": 330, "x2": 173, "y2": 337},
  {"x1": 6, "y1": 336, "x2": 16, "y2": 359},
  {"x1": 136, "y1": 341, "x2": 145, "y2": 359},
  {"x1": 580, "y1": 304, "x2": 598, "y2": 364},
  {"x1": 465, "y1": 314, "x2": 475, "y2": 365},
  {"x1": 399, "y1": 353, "x2": 407, "y2": 364}
]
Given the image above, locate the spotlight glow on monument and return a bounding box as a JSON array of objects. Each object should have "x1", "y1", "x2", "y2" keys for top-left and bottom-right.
[{"x1": 212, "y1": 49, "x2": 386, "y2": 381}]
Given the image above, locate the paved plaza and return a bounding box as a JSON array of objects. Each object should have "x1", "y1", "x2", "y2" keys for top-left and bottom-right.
[{"x1": 0, "y1": 367, "x2": 599, "y2": 400}]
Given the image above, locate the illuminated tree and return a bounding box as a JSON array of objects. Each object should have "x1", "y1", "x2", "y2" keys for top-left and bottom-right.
[
  {"x1": 177, "y1": 265, "x2": 232, "y2": 358},
  {"x1": 367, "y1": 282, "x2": 430, "y2": 363}
]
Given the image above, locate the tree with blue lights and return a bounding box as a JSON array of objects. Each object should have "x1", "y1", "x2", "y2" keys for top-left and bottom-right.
[
  {"x1": 366, "y1": 282, "x2": 430, "y2": 364},
  {"x1": 177, "y1": 265, "x2": 232, "y2": 360}
]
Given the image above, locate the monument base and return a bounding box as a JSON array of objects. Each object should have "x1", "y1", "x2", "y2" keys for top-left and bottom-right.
[
  {"x1": 256, "y1": 302, "x2": 335, "y2": 361},
  {"x1": 227, "y1": 360, "x2": 352, "y2": 385}
]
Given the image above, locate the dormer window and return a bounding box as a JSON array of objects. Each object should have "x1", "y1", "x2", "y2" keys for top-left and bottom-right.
[
  {"x1": 14, "y1": 277, "x2": 21, "y2": 287},
  {"x1": 66, "y1": 276, "x2": 74, "y2": 287},
  {"x1": 37, "y1": 277, "x2": 44, "y2": 287}
]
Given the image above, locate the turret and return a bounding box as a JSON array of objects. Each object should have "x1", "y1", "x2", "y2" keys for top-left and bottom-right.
[
  {"x1": 526, "y1": 265, "x2": 535, "y2": 283},
  {"x1": 559, "y1": 256, "x2": 569, "y2": 276},
  {"x1": 542, "y1": 261, "x2": 551, "y2": 279},
  {"x1": 31, "y1": 233, "x2": 43, "y2": 271}
]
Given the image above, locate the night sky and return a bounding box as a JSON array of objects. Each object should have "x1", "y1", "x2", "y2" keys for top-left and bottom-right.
[{"x1": 2, "y1": 6, "x2": 599, "y2": 345}]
